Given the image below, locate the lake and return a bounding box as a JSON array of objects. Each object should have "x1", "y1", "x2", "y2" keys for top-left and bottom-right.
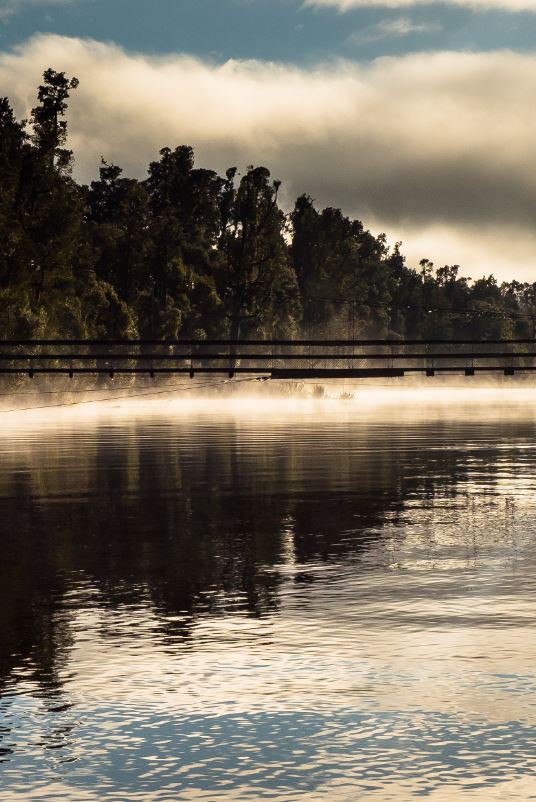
[{"x1": 1, "y1": 390, "x2": 536, "y2": 801}]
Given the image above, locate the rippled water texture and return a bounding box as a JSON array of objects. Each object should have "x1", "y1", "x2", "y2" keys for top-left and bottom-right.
[{"x1": 2, "y1": 390, "x2": 536, "y2": 801}]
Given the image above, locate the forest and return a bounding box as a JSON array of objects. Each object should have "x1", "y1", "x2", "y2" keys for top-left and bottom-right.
[{"x1": 1, "y1": 68, "x2": 536, "y2": 343}]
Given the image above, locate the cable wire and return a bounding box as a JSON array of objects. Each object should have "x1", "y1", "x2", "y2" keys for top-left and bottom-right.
[
  {"x1": 0, "y1": 377, "x2": 266, "y2": 414},
  {"x1": 0, "y1": 377, "x2": 247, "y2": 397}
]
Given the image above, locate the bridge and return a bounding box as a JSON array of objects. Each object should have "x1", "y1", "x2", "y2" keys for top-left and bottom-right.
[{"x1": 1, "y1": 338, "x2": 536, "y2": 379}]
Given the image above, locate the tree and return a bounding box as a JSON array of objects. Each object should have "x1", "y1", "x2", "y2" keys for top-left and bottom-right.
[
  {"x1": 144, "y1": 146, "x2": 224, "y2": 338},
  {"x1": 218, "y1": 166, "x2": 300, "y2": 340},
  {"x1": 89, "y1": 162, "x2": 151, "y2": 307},
  {"x1": 0, "y1": 69, "x2": 532, "y2": 348},
  {"x1": 0, "y1": 98, "x2": 29, "y2": 293},
  {"x1": 291, "y1": 195, "x2": 392, "y2": 337},
  {"x1": 0, "y1": 72, "x2": 88, "y2": 337},
  {"x1": 30, "y1": 68, "x2": 79, "y2": 174}
]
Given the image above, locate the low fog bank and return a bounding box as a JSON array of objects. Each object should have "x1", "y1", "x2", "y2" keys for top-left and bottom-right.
[{"x1": 3, "y1": 374, "x2": 536, "y2": 418}]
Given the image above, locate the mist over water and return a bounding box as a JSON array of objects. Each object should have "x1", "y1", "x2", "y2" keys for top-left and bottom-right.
[{"x1": 1, "y1": 393, "x2": 536, "y2": 800}]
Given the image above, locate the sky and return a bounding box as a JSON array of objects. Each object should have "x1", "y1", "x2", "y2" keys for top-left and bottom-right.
[{"x1": 1, "y1": 0, "x2": 536, "y2": 281}]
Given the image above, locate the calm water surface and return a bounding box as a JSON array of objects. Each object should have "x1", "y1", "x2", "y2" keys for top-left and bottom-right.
[{"x1": 1, "y1": 393, "x2": 536, "y2": 801}]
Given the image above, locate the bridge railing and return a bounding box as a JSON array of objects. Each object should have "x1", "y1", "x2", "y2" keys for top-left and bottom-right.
[{"x1": 0, "y1": 339, "x2": 535, "y2": 377}]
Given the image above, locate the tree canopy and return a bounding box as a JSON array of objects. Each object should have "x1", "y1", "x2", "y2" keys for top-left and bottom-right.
[{"x1": 1, "y1": 69, "x2": 534, "y2": 343}]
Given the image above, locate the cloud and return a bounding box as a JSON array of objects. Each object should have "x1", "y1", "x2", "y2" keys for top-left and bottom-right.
[
  {"x1": 349, "y1": 16, "x2": 441, "y2": 42},
  {"x1": 384, "y1": 223, "x2": 536, "y2": 285},
  {"x1": 0, "y1": 0, "x2": 82, "y2": 21},
  {"x1": 0, "y1": 4, "x2": 17, "y2": 20},
  {"x1": 305, "y1": 0, "x2": 536, "y2": 11},
  {"x1": 2, "y1": 34, "x2": 536, "y2": 281}
]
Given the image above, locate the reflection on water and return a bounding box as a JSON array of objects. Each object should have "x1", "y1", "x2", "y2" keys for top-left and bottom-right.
[{"x1": 1, "y1": 393, "x2": 536, "y2": 800}]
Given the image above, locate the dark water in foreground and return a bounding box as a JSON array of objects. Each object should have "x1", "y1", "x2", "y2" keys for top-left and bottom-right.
[{"x1": 1, "y1": 393, "x2": 536, "y2": 801}]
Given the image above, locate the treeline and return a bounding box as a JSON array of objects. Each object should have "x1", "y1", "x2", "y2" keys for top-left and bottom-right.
[{"x1": 1, "y1": 69, "x2": 536, "y2": 343}]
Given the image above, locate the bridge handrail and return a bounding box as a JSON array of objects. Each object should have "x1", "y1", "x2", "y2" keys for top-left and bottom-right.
[
  {"x1": 0, "y1": 338, "x2": 536, "y2": 347},
  {"x1": 0, "y1": 351, "x2": 535, "y2": 361}
]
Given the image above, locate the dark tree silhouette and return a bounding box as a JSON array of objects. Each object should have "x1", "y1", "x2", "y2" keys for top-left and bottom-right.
[{"x1": 0, "y1": 69, "x2": 534, "y2": 344}]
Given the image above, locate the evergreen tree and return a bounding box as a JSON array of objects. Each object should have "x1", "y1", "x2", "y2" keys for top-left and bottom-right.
[
  {"x1": 219, "y1": 166, "x2": 300, "y2": 340},
  {"x1": 0, "y1": 70, "x2": 532, "y2": 346}
]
